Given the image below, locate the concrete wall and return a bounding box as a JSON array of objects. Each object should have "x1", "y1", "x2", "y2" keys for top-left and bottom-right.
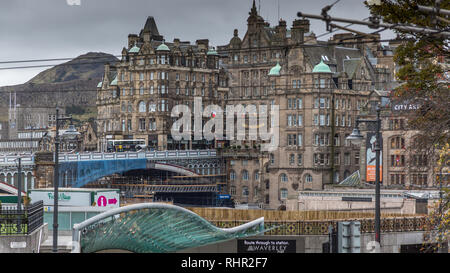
[
  {"x1": 361, "y1": 231, "x2": 426, "y2": 253},
  {"x1": 0, "y1": 223, "x2": 48, "y2": 253},
  {"x1": 288, "y1": 196, "x2": 417, "y2": 214}
]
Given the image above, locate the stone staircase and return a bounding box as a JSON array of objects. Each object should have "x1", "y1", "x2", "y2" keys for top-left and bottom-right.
[
  {"x1": 39, "y1": 245, "x2": 72, "y2": 253},
  {"x1": 39, "y1": 236, "x2": 73, "y2": 253}
]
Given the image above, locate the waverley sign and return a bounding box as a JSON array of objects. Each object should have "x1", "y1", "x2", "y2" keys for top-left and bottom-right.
[{"x1": 237, "y1": 239, "x2": 296, "y2": 253}]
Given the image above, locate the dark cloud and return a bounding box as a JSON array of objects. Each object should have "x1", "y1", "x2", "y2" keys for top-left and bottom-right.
[{"x1": 0, "y1": 0, "x2": 393, "y2": 86}]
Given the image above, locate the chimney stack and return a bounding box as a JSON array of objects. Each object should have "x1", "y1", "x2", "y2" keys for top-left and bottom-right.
[{"x1": 291, "y1": 19, "x2": 310, "y2": 43}]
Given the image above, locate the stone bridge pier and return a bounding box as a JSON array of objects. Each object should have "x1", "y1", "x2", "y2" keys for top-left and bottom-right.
[{"x1": 34, "y1": 152, "x2": 55, "y2": 189}]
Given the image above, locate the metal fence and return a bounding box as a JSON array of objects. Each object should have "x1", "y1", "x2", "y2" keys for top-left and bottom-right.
[
  {"x1": 211, "y1": 217, "x2": 428, "y2": 236},
  {"x1": 0, "y1": 200, "x2": 44, "y2": 236}
]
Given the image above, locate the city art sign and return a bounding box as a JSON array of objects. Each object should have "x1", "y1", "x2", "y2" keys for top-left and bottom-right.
[{"x1": 391, "y1": 103, "x2": 420, "y2": 112}]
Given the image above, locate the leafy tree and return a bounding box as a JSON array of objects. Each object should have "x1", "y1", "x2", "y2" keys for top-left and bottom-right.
[
  {"x1": 367, "y1": 0, "x2": 449, "y2": 148},
  {"x1": 422, "y1": 144, "x2": 449, "y2": 252},
  {"x1": 367, "y1": 0, "x2": 449, "y2": 252}
]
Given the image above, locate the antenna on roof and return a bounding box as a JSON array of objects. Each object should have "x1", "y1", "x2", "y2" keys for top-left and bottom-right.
[
  {"x1": 258, "y1": 0, "x2": 261, "y2": 14},
  {"x1": 277, "y1": 0, "x2": 280, "y2": 21}
]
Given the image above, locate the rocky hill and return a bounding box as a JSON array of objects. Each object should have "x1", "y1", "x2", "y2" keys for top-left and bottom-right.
[
  {"x1": 27, "y1": 52, "x2": 117, "y2": 84},
  {"x1": 0, "y1": 52, "x2": 118, "y2": 121}
]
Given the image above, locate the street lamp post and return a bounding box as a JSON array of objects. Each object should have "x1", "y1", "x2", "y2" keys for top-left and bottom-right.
[
  {"x1": 52, "y1": 108, "x2": 79, "y2": 253},
  {"x1": 347, "y1": 105, "x2": 382, "y2": 244},
  {"x1": 16, "y1": 157, "x2": 22, "y2": 211}
]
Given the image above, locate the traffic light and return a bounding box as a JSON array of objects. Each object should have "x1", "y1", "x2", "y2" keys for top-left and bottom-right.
[{"x1": 337, "y1": 221, "x2": 361, "y2": 253}]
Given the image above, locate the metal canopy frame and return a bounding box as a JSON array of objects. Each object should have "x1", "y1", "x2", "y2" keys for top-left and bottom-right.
[{"x1": 72, "y1": 203, "x2": 265, "y2": 253}]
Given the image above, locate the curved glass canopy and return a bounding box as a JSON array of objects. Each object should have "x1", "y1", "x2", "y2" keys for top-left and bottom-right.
[{"x1": 73, "y1": 203, "x2": 265, "y2": 253}]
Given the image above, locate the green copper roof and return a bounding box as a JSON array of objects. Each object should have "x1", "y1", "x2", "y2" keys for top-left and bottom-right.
[
  {"x1": 207, "y1": 48, "x2": 218, "y2": 56},
  {"x1": 73, "y1": 203, "x2": 265, "y2": 253},
  {"x1": 312, "y1": 59, "x2": 332, "y2": 73},
  {"x1": 129, "y1": 44, "x2": 140, "y2": 53},
  {"x1": 156, "y1": 43, "x2": 170, "y2": 51},
  {"x1": 268, "y1": 62, "x2": 281, "y2": 76},
  {"x1": 110, "y1": 76, "x2": 118, "y2": 86},
  {"x1": 97, "y1": 81, "x2": 102, "y2": 88}
]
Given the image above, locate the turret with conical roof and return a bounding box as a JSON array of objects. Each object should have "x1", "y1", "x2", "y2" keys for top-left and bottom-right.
[{"x1": 140, "y1": 16, "x2": 163, "y2": 41}]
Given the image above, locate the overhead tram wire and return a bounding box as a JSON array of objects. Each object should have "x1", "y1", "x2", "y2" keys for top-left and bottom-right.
[
  {"x1": 0, "y1": 38, "x2": 405, "y2": 71},
  {"x1": 0, "y1": 81, "x2": 395, "y2": 95},
  {"x1": 0, "y1": 54, "x2": 123, "y2": 65},
  {"x1": 2, "y1": 16, "x2": 406, "y2": 72}
]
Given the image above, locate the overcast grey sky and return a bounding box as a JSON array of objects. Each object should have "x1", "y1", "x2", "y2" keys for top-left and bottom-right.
[{"x1": 0, "y1": 0, "x2": 394, "y2": 86}]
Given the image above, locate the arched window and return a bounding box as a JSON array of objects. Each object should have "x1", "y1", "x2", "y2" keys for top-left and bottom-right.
[
  {"x1": 254, "y1": 171, "x2": 259, "y2": 181},
  {"x1": 138, "y1": 101, "x2": 146, "y2": 112},
  {"x1": 305, "y1": 174, "x2": 313, "y2": 183},
  {"x1": 242, "y1": 170, "x2": 249, "y2": 181},
  {"x1": 280, "y1": 173, "x2": 288, "y2": 182},
  {"x1": 230, "y1": 170, "x2": 236, "y2": 181}
]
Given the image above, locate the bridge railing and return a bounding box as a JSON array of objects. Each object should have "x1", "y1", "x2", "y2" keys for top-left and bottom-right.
[
  {"x1": 0, "y1": 150, "x2": 218, "y2": 165},
  {"x1": 58, "y1": 149, "x2": 217, "y2": 162},
  {"x1": 0, "y1": 155, "x2": 34, "y2": 166}
]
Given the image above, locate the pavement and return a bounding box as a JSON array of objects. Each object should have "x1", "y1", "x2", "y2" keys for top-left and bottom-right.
[{"x1": 40, "y1": 235, "x2": 74, "y2": 253}]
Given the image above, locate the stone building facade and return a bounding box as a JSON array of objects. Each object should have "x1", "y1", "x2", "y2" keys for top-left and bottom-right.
[
  {"x1": 216, "y1": 1, "x2": 391, "y2": 209},
  {"x1": 96, "y1": 16, "x2": 223, "y2": 152},
  {"x1": 79, "y1": 121, "x2": 98, "y2": 152},
  {"x1": 94, "y1": 3, "x2": 412, "y2": 209},
  {"x1": 358, "y1": 91, "x2": 438, "y2": 189}
]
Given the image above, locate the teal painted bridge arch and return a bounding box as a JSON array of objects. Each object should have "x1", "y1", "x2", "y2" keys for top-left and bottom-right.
[{"x1": 72, "y1": 203, "x2": 265, "y2": 253}]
